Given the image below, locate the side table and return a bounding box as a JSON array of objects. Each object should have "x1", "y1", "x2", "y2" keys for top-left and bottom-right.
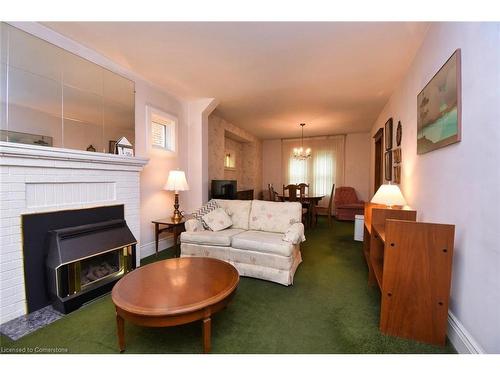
[{"x1": 151, "y1": 217, "x2": 187, "y2": 257}]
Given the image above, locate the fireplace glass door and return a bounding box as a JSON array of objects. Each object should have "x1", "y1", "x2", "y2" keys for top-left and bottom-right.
[
  {"x1": 56, "y1": 246, "x2": 133, "y2": 298},
  {"x1": 80, "y1": 250, "x2": 121, "y2": 288}
]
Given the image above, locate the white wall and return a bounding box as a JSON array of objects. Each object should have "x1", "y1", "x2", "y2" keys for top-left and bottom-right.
[
  {"x1": 262, "y1": 139, "x2": 282, "y2": 192},
  {"x1": 185, "y1": 98, "x2": 218, "y2": 212},
  {"x1": 345, "y1": 133, "x2": 370, "y2": 201},
  {"x1": 222, "y1": 137, "x2": 243, "y2": 182},
  {"x1": 369, "y1": 22, "x2": 500, "y2": 353},
  {"x1": 208, "y1": 114, "x2": 263, "y2": 198},
  {"x1": 134, "y1": 81, "x2": 188, "y2": 257},
  {"x1": 262, "y1": 134, "x2": 371, "y2": 201}
]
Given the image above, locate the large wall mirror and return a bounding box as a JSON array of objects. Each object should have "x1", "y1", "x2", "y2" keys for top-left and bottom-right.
[{"x1": 0, "y1": 23, "x2": 135, "y2": 154}]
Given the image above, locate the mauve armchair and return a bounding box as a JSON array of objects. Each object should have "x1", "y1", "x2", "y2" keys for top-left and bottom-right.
[{"x1": 333, "y1": 186, "x2": 365, "y2": 221}]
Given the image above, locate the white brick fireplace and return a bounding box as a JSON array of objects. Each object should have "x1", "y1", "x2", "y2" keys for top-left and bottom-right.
[{"x1": 0, "y1": 142, "x2": 148, "y2": 324}]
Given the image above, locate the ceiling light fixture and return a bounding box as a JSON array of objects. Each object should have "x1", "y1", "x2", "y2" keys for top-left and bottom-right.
[{"x1": 293, "y1": 123, "x2": 312, "y2": 160}]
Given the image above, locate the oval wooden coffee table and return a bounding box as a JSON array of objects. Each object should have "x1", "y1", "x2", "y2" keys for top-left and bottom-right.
[{"x1": 111, "y1": 257, "x2": 239, "y2": 353}]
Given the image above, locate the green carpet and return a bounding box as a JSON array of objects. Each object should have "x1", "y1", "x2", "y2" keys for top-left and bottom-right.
[{"x1": 0, "y1": 218, "x2": 456, "y2": 354}]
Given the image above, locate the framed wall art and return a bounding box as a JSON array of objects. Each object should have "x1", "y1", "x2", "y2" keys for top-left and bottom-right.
[
  {"x1": 393, "y1": 165, "x2": 401, "y2": 184},
  {"x1": 109, "y1": 140, "x2": 117, "y2": 154},
  {"x1": 396, "y1": 121, "x2": 402, "y2": 146},
  {"x1": 0, "y1": 130, "x2": 53, "y2": 147},
  {"x1": 384, "y1": 151, "x2": 392, "y2": 181},
  {"x1": 385, "y1": 118, "x2": 393, "y2": 151},
  {"x1": 393, "y1": 148, "x2": 402, "y2": 164},
  {"x1": 417, "y1": 49, "x2": 461, "y2": 154}
]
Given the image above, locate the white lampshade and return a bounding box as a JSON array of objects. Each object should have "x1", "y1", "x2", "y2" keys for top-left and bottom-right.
[
  {"x1": 371, "y1": 183, "x2": 407, "y2": 207},
  {"x1": 164, "y1": 170, "x2": 189, "y2": 192}
]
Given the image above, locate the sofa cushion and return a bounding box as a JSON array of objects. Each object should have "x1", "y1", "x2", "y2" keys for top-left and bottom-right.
[
  {"x1": 180, "y1": 228, "x2": 245, "y2": 246},
  {"x1": 184, "y1": 218, "x2": 205, "y2": 232},
  {"x1": 249, "y1": 200, "x2": 302, "y2": 233},
  {"x1": 214, "y1": 199, "x2": 252, "y2": 230},
  {"x1": 192, "y1": 200, "x2": 219, "y2": 230},
  {"x1": 231, "y1": 230, "x2": 295, "y2": 257},
  {"x1": 202, "y1": 208, "x2": 232, "y2": 231}
]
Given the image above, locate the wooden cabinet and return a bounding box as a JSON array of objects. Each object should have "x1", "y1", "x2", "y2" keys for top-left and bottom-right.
[
  {"x1": 363, "y1": 203, "x2": 455, "y2": 346},
  {"x1": 236, "y1": 189, "x2": 254, "y2": 200}
]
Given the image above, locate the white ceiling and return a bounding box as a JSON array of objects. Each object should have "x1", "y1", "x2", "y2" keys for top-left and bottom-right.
[{"x1": 43, "y1": 22, "x2": 429, "y2": 139}]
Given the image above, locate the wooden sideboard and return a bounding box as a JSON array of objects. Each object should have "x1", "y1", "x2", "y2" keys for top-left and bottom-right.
[
  {"x1": 236, "y1": 189, "x2": 254, "y2": 200},
  {"x1": 363, "y1": 202, "x2": 455, "y2": 346}
]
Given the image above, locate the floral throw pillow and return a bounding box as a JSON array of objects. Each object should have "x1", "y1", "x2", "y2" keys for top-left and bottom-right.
[
  {"x1": 202, "y1": 208, "x2": 233, "y2": 232},
  {"x1": 192, "y1": 200, "x2": 219, "y2": 230}
]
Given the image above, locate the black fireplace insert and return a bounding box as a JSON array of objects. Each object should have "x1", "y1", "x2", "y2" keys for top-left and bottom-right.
[
  {"x1": 46, "y1": 219, "x2": 136, "y2": 314},
  {"x1": 21, "y1": 205, "x2": 136, "y2": 314}
]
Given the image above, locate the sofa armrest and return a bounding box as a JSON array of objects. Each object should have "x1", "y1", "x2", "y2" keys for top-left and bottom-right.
[
  {"x1": 184, "y1": 218, "x2": 205, "y2": 232},
  {"x1": 282, "y1": 222, "x2": 306, "y2": 245}
]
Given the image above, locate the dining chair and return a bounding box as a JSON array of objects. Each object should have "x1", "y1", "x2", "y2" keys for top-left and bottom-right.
[
  {"x1": 297, "y1": 183, "x2": 309, "y2": 197},
  {"x1": 297, "y1": 183, "x2": 312, "y2": 226},
  {"x1": 283, "y1": 184, "x2": 309, "y2": 227},
  {"x1": 315, "y1": 183, "x2": 335, "y2": 226},
  {"x1": 268, "y1": 185, "x2": 281, "y2": 202},
  {"x1": 282, "y1": 184, "x2": 299, "y2": 201}
]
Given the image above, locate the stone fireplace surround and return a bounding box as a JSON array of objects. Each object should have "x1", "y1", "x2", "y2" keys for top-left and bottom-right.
[{"x1": 0, "y1": 141, "x2": 148, "y2": 324}]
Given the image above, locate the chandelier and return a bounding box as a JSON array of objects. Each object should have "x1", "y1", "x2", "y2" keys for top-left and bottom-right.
[{"x1": 293, "y1": 123, "x2": 312, "y2": 160}]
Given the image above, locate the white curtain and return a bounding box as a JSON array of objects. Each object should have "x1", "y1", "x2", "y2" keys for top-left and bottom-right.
[{"x1": 282, "y1": 135, "x2": 345, "y2": 208}]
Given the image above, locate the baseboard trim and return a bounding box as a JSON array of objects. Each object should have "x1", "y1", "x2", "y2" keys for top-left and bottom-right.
[
  {"x1": 447, "y1": 310, "x2": 485, "y2": 354},
  {"x1": 139, "y1": 236, "x2": 175, "y2": 259}
]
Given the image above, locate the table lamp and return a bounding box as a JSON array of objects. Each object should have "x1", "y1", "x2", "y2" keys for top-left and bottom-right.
[
  {"x1": 371, "y1": 183, "x2": 407, "y2": 209},
  {"x1": 164, "y1": 170, "x2": 190, "y2": 222}
]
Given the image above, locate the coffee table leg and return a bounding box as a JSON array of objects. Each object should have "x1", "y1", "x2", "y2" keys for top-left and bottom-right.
[
  {"x1": 202, "y1": 317, "x2": 211, "y2": 353},
  {"x1": 116, "y1": 313, "x2": 125, "y2": 352}
]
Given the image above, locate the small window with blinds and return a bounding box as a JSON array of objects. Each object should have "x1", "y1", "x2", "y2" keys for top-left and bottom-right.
[{"x1": 148, "y1": 107, "x2": 176, "y2": 152}]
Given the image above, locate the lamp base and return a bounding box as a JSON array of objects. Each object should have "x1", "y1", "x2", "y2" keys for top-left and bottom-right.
[
  {"x1": 171, "y1": 193, "x2": 183, "y2": 222},
  {"x1": 171, "y1": 211, "x2": 183, "y2": 222}
]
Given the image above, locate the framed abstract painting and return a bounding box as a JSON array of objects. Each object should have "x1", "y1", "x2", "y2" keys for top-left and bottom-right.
[{"x1": 417, "y1": 49, "x2": 461, "y2": 154}]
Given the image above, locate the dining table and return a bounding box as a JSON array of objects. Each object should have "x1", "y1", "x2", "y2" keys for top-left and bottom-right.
[{"x1": 277, "y1": 194, "x2": 325, "y2": 226}]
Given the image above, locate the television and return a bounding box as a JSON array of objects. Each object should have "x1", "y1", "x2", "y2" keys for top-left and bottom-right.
[{"x1": 211, "y1": 180, "x2": 237, "y2": 200}]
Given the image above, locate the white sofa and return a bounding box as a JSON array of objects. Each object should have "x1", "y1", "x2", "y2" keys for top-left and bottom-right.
[{"x1": 180, "y1": 199, "x2": 305, "y2": 286}]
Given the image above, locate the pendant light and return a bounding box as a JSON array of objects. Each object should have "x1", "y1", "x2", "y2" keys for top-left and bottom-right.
[{"x1": 293, "y1": 123, "x2": 312, "y2": 160}]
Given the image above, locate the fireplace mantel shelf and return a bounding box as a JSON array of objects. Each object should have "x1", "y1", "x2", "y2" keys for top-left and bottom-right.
[{"x1": 0, "y1": 141, "x2": 149, "y2": 168}]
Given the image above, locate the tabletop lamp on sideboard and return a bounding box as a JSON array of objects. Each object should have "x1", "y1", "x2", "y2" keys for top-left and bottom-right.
[
  {"x1": 164, "y1": 170, "x2": 190, "y2": 222},
  {"x1": 371, "y1": 183, "x2": 407, "y2": 209}
]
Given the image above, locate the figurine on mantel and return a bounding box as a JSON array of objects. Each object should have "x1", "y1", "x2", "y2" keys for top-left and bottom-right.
[
  {"x1": 116, "y1": 137, "x2": 134, "y2": 157},
  {"x1": 86, "y1": 144, "x2": 96, "y2": 152}
]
